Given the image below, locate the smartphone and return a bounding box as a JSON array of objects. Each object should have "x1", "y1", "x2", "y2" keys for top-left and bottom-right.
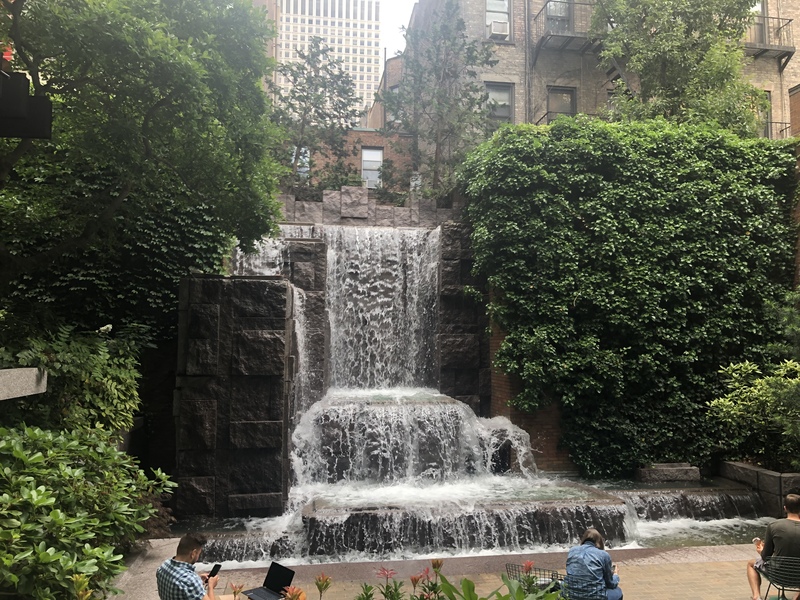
[
  {"x1": 209, "y1": 564, "x2": 222, "y2": 578},
  {"x1": 753, "y1": 537, "x2": 762, "y2": 544}
]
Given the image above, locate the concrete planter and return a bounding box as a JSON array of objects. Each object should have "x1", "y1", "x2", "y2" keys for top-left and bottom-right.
[{"x1": 720, "y1": 461, "x2": 800, "y2": 517}]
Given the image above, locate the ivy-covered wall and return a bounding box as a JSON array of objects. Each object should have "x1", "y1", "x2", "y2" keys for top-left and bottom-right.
[{"x1": 462, "y1": 118, "x2": 798, "y2": 477}]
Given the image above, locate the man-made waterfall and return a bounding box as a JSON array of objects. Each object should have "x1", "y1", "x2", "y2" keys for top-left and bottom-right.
[
  {"x1": 324, "y1": 226, "x2": 439, "y2": 389},
  {"x1": 202, "y1": 224, "x2": 771, "y2": 564}
]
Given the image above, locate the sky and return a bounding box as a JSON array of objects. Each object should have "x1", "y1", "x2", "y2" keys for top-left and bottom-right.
[{"x1": 381, "y1": 0, "x2": 416, "y2": 58}]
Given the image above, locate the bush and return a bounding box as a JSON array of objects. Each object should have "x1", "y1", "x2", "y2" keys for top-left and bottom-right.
[
  {"x1": 708, "y1": 360, "x2": 800, "y2": 471},
  {"x1": 0, "y1": 322, "x2": 148, "y2": 432},
  {"x1": 462, "y1": 118, "x2": 797, "y2": 476},
  {"x1": 0, "y1": 426, "x2": 175, "y2": 599}
]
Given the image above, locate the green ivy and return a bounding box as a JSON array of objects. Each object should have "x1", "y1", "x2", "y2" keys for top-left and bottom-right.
[
  {"x1": 0, "y1": 426, "x2": 176, "y2": 599},
  {"x1": 0, "y1": 322, "x2": 148, "y2": 432},
  {"x1": 461, "y1": 118, "x2": 797, "y2": 476}
]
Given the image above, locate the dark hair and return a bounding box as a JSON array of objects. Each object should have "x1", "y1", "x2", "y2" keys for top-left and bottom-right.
[
  {"x1": 176, "y1": 533, "x2": 208, "y2": 556},
  {"x1": 785, "y1": 493, "x2": 800, "y2": 514},
  {"x1": 580, "y1": 528, "x2": 605, "y2": 550}
]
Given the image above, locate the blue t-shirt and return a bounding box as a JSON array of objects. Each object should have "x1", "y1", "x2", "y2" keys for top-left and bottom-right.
[{"x1": 156, "y1": 558, "x2": 206, "y2": 600}]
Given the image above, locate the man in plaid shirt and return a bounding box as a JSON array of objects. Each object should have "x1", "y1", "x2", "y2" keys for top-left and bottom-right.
[{"x1": 156, "y1": 533, "x2": 228, "y2": 600}]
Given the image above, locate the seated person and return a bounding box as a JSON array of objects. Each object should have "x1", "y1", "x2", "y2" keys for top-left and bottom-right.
[
  {"x1": 156, "y1": 533, "x2": 234, "y2": 600},
  {"x1": 566, "y1": 528, "x2": 623, "y2": 600},
  {"x1": 747, "y1": 492, "x2": 800, "y2": 600}
]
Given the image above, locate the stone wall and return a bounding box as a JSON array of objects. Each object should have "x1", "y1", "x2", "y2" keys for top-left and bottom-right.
[
  {"x1": 437, "y1": 222, "x2": 492, "y2": 416},
  {"x1": 279, "y1": 186, "x2": 461, "y2": 229},
  {"x1": 720, "y1": 460, "x2": 800, "y2": 518},
  {"x1": 174, "y1": 276, "x2": 294, "y2": 518}
]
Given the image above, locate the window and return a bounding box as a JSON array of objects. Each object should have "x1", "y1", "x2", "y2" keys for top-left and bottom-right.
[
  {"x1": 486, "y1": 83, "x2": 513, "y2": 123},
  {"x1": 749, "y1": 0, "x2": 766, "y2": 44},
  {"x1": 546, "y1": 87, "x2": 576, "y2": 122},
  {"x1": 546, "y1": 0, "x2": 572, "y2": 33},
  {"x1": 486, "y1": 0, "x2": 510, "y2": 39},
  {"x1": 361, "y1": 147, "x2": 383, "y2": 188}
]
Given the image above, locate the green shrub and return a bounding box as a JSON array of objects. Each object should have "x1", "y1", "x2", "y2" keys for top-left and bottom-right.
[
  {"x1": 0, "y1": 323, "x2": 148, "y2": 431},
  {"x1": 0, "y1": 426, "x2": 175, "y2": 599},
  {"x1": 462, "y1": 118, "x2": 797, "y2": 476},
  {"x1": 708, "y1": 360, "x2": 800, "y2": 471}
]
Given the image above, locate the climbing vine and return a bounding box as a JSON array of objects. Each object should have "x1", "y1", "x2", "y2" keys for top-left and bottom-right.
[{"x1": 462, "y1": 118, "x2": 797, "y2": 476}]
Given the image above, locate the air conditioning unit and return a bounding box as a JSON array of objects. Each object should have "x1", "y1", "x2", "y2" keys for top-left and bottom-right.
[{"x1": 489, "y1": 20, "x2": 509, "y2": 39}]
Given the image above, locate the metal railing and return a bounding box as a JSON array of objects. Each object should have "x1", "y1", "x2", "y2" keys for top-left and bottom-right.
[
  {"x1": 744, "y1": 15, "x2": 793, "y2": 48},
  {"x1": 533, "y1": 1, "x2": 596, "y2": 41},
  {"x1": 764, "y1": 121, "x2": 792, "y2": 139}
]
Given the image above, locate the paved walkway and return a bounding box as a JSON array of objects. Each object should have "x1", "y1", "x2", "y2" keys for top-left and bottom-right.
[{"x1": 116, "y1": 539, "x2": 790, "y2": 600}]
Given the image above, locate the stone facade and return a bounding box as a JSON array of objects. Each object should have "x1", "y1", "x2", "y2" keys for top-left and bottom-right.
[
  {"x1": 174, "y1": 276, "x2": 293, "y2": 518},
  {"x1": 437, "y1": 222, "x2": 492, "y2": 416},
  {"x1": 721, "y1": 461, "x2": 800, "y2": 518},
  {"x1": 279, "y1": 186, "x2": 462, "y2": 229}
]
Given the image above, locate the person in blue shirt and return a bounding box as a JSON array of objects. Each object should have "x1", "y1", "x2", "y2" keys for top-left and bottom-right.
[
  {"x1": 156, "y1": 533, "x2": 231, "y2": 600},
  {"x1": 566, "y1": 528, "x2": 623, "y2": 600}
]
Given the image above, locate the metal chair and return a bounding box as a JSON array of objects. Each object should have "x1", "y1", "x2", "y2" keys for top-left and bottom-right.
[
  {"x1": 560, "y1": 575, "x2": 608, "y2": 600},
  {"x1": 762, "y1": 556, "x2": 800, "y2": 600}
]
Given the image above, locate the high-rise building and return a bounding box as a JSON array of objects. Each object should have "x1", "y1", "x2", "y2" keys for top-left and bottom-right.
[{"x1": 272, "y1": 0, "x2": 383, "y2": 108}]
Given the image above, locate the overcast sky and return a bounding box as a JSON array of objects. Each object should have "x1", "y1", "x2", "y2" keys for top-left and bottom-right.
[{"x1": 381, "y1": 0, "x2": 416, "y2": 58}]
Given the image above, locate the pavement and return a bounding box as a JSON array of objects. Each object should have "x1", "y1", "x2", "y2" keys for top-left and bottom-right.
[{"x1": 115, "y1": 539, "x2": 787, "y2": 600}]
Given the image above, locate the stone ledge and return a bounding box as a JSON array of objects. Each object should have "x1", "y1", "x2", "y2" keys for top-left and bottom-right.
[
  {"x1": 720, "y1": 460, "x2": 800, "y2": 517},
  {"x1": 0, "y1": 368, "x2": 47, "y2": 401},
  {"x1": 635, "y1": 462, "x2": 701, "y2": 483}
]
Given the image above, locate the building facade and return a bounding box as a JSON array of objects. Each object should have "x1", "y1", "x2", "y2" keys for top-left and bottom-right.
[{"x1": 272, "y1": 0, "x2": 383, "y2": 109}]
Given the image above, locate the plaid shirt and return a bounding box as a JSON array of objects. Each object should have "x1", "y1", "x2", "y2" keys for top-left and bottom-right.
[{"x1": 156, "y1": 558, "x2": 206, "y2": 600}]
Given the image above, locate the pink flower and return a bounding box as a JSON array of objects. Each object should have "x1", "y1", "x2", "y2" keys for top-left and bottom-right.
[
  {"x1": 376, "y1": 567, "x2": 397, "y2": 584},
  {"x1": 421, "y1": 568, "x2": 432, "y2": 582},
  {"x1": 410, "y1": 574, "x2": 423, "y2": 592},
  {"x1": 522, "y1": 560, "x2": 535, "y2": 574},
  {"x1": 431, "y1": 559, "x2": 444, "y2": 572}
]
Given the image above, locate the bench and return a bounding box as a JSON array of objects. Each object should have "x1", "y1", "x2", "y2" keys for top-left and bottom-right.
[
  {"x1": 762, "y1": 556, "x2": 800, "y2": 600},
  {"x1": 505, "y1": 563, "x2": 608, "y2": 599}
]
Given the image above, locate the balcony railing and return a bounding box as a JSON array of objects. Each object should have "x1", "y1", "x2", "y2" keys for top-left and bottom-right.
[
  {"x1": 532, "y1": 1, "x2": 601, "y2": 65},
  {"x1": 763, "y1": 121, "x2": 792, "y2": 139},
  {"x1": 743, "y1": 16, "x2": 795, "y2": 71}
]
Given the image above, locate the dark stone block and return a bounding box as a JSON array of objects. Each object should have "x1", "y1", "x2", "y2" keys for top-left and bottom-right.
[
  {"x1": 233, "y1": 317, "x2": 287, "y2": 332},
  {"x1": 480, "y1": 337, "x2": 491, "y2": 368},
  {"x1": 479, "y1": 368, "x2": 492, "y2": 397},
  {"x1": 440, "y1": 222, "x2": 462, "y2": 260},
  {"x1": 186, "y1": 339, "x2": 218, "y2": 376},
  {"x1": 176, "y1": 476, "x2": 215, "y2": 516},
  {"x1": 313, "y1": 249, "x2": 328, "y2": 292},
  {"x1": 228, "y1": 493, "x2": 285, "y2": 515},
  {"x1": 188, "y1": 277, "x2": 225, "y2": 305},
  {"x1": 177, "y1": 400, "x2": 216, "y2": 450},
  {"x1": 758, "y1": 468, "x2": 783, "y2": 496},
  {"x1": 230, "y1": 377, "x2": 284, "y2": 421},
  {"x1": 302, "y1": 330, "x2": 326, "y2": 371},
  {"x1": 232, "y1": 331, "x2": 286, "y2": 376},
  {"x1": 720, "y1": 461, "x2": 759, "y2": 488},
  {"x1": 456, "y1": 395, "x2": 480, "y2": 414},
  {"x1": 177, "y1": 376, "x2": 229, "y2": 401},
  {"x1": 286, "y1": 240, "x2": 321, "y2": 262},
  {"x1": 188, "y1": 304, "x2": 219, "y2": 340},
  {"x1": 439, "y1": 370, "x2": 455, "y2": 396},
  {"x1": 762, "y1": 491, "x2": 785, "y2": 518},
  {"x1": 782, "y1": 473, "x2": 800, "y2": 495},
  {"x1": 439, "y1": 334, "x2": 480, "y2": 369},
  {"x1": 453, "y1": 368, "x2": 479, "y2": 395},
  {"x1": 291, "y1": 261, "x2": 316, "y2": 289},
  {"x1": 228, "y1": 450, "x2": 284, "y2": 495},
  {"x1": 304, "y1": 292, "x2": 326, "y2": 321},
  {"x1": 232, "y1": 279, "x2": 288, "y2": 319},
  {"x1": 177, "y1": 450, "x2": 215, "y2": 476},
  {"x1": 230, "y1": 421, "x2": 283, "y2": 449},
  {"x1": 439, "y1": 295, "x2": 479, "y2": 326},
  {"x1": 440, "y1": 260, "x2": 461, "y2": 286}
]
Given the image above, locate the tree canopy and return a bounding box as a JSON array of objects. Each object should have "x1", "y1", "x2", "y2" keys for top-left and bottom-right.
[
  {"x1": 462, "y1": 118, "x2": 797, "y2": 476},
  {"x1": 593, "y1": 0, "x2": 767, "y2": 135},
  {"x1": 378, "y1": 0, "x2": 497, "y2": 201},
  {"x1": 274, "y1": 36, "x2": 361, "y2": 191},
  {"x1": 0, "y1": 0, "x2": 283, "y2": 332}
]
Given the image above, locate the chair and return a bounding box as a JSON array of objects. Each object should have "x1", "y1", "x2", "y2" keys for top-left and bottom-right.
[
  {"x1": 762, "y1": 556, "x2": 800, "y2": 600},
  {"x1": 560, "y1": 575, "x2": 608, "y2": 600},
  {"x1": 505, "y1": 563, "x2": 563, "y2": 592}
]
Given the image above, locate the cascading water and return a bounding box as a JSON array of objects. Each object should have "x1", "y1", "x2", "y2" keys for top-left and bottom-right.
[{"x1": 205, "y1": 224, "x2": 771, "y2": 564}]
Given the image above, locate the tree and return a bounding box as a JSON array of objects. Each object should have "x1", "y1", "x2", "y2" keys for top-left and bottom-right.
[
  {"x1": 274, "y1": 36, "x2": 361, "y2": 190},
  {"x1": 377, "y1": 0, "x2": 497, "y2": 200},
  {"x1": 0, "y1": 0, "x2": 283, "y2": 301},
  {"x1": 593, "y1": 0, "x2": 767, "y2": 136}
]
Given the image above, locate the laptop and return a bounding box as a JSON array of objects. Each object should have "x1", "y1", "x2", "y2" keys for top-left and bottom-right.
[{"x1": 243, "y1": 562, "x2": 295, "y2": 600}]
